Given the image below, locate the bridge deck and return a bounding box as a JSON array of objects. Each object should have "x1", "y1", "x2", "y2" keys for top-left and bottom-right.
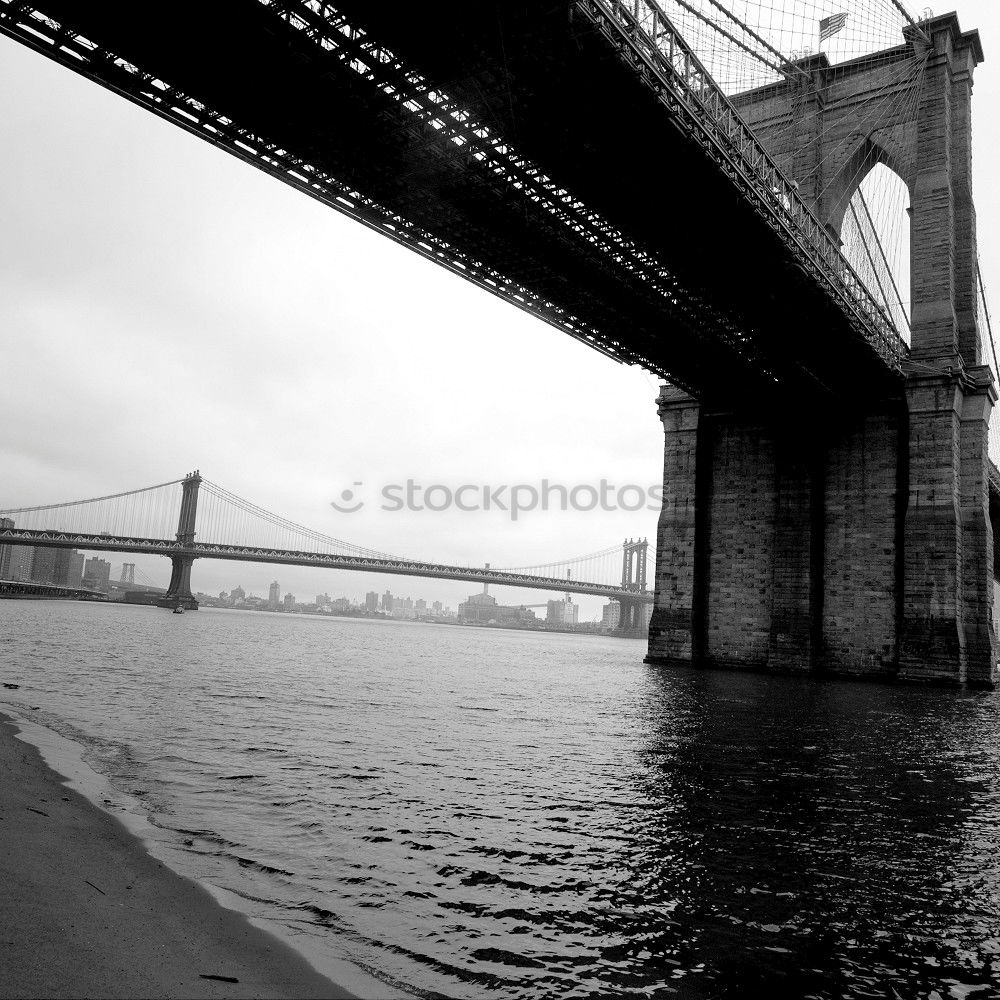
[
  {"x1": 1, "y1": 1, "x2": 903, "y2": 408},
  {"x1": 0, "y1": 529, "x2": 653, "y2": 602}
]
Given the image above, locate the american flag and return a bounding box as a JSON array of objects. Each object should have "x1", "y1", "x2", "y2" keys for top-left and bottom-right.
[{"x1": 819, "y1": 12, "x2": 849, "y2": 42}]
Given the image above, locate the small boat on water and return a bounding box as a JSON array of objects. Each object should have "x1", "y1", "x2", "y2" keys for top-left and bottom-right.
[{"x1": 173, "y1": 605, "x2": 185, "y2": 615}]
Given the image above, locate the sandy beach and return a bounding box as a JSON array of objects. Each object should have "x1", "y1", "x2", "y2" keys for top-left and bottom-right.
[{"x1": 0, "y1": 711, "x2": 355, "y2": 1000}]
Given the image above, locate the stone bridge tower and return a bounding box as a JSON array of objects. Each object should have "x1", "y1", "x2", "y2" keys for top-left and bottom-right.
[{"x1": 646, "y1": 13, "x2": 997, "y2": 686}]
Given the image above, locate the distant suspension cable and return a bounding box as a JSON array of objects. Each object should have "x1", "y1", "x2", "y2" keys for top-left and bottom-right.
[
  {"x1": 0, "y1": 478, "x2": 183, "y2": 516},
  {"x1": 498, "y1": 543, "x2": 623, "y2": 573},
  {"x1": 200, "y1": 479, "x2": 399, "y2": 560}
]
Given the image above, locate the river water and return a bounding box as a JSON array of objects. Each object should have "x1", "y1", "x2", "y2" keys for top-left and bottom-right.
[{"x1": 2, "y1": 600, "x2": 1000, "y2": 998}]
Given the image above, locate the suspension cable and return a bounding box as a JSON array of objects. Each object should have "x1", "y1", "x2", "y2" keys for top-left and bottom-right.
[
  {"x1": 890, "y1": 0, "x2": 931, "y2": 43},
  {"x1": 0, "y1": 479, "x2": 183, "y2": 515},
  {"x1": 857, "y1": 186, "x2": 908, "y2": 327},
  {"x1": 666, "y1": 0, "x2": 792, "y2": 79},
  {"x1": 978, "y1": 256, "x2": 1000, "y2": 378},
  {"x1": 702, "y1": 0, "x2": 808, "y2": 80}
]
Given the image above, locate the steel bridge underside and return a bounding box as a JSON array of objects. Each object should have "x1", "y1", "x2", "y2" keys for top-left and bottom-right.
[
  {"x1": 0, "y1": 529, "x2": 654, "y2": 603},
  {"x1": 0, "y1": 1, "x2": 902, "y2": 408}
]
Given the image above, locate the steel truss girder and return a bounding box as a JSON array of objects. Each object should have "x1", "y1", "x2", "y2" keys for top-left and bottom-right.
[
  {"x1": 262, "y1": 1, "x2": 766, "y2": 377},
  {"x1": 0, "y1": 0, "x2": 793, "y2": 393},
  {"x1": 0, "y1": 0, "x2": 696, "y2": 387}
]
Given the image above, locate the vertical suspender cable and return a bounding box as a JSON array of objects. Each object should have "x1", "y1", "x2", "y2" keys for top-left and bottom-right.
[{"x1": 978, "y1": 256, "x2": 1000, "y2": 377}]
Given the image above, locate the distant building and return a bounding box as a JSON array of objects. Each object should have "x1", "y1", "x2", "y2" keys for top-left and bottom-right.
[
  {"x1": 602, "y1": 601, "x2": 621, "y2": 630},
  {"x1": 30, "y1": 548, "x2": 58, "y2": 585},
  {"x1": 432, "y1": 600, "x2": 442, "y2": 614},
  {"x1": 458, "y1": 590, "x2": 498, "y2": 622},
  {"x1": 53, "y1": 550, "x2": 84, "y2": 588},
  {"x1": 365, "y1": 591, "x2": 379, "y2": 612},
  {"x1": 458, "y1": 585, "x2": 536, "y2": 625},
  {"x1": 381, "y1": 590, "x2": 393, "y2": 611},
  {"x1": 546, "y1": 595, "x2": 579, "y2": 626},
  {"x1": 230, "y1": 584, "x2": 246, "y2": 604},
  {"x1": 269, "y1": 580, "x2": 281, "y2": 609},
  {"x1": 316, "y1": 592, "x2": 331, "y2": 607},
  {"x1": 391, "y1": 596, "x2": 415, "y2": 619},
  {"x1": 2, "y1": 544, "x2": 33, "y2": 582},
  {"x1": 415, "y1": 598, "x2": 427, "y2": 614},
  {"x1": 283, "y1": 592, "x2": 295, "y2": 609},
  {"x1": 82, "y1": 557, "x2": 111, "y2": 594},
  {"x1": 0, "y1": 519, "x2": 34, "y2": 582},
  {"x1": 0, "y1": 518, "x2": 13, "y2": 579}
]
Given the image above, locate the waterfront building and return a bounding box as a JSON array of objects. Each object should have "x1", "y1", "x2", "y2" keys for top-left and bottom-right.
[
  {"x1": 82, "y1": 557, "x2": 111, "y2": 594},
  {"x1": 415, "y1": 598, "x2": 427, "y2": 614},
  {"x1": 269, "y1": 580, "x2": 281, "y2": 609},
  {"x1": 52, "y1": 550, "x2": 84, "y2": 588},
  {"x1": 30, "y1": 547, "x2": 58, "y2": 585},
  {"x1": 432, "y1": 600, "x2": 442, "y2": 614},
  {"x1": 546, "y1": 595, "x2": 579, "y2": 626},
  {"x1": 391, "y1": 596, "x2": 416, "y2": 619},
  {"x1": 0, "y1": 517, "x2": 12, "y2": 579},
  {"x1": 316, "y1": 592, "x2": 331, "y2": 607},
  {"x1": 459, "y1": 588, "x2": 498, "y2": 622},
  {"x1": 4, "y1": 545, "x2": 33, "y2": 581},
  {"x1": 283, "y1": 592, "x2": 295, "y2": 609},
  {"x1": 365, "y1": 591, "x2": 378, "y2": 612},
  {"x1": 230, "y1": 584, "x2": 246, "y2": 604},
  {"x1": 381, "y1": 589, "x2": 393, "y2": 611},
  {"x1": 602, "y1": 601, "x2": 621, "y2": 629},
  {"x1": 458, "y1": 585, "x2": 536, "y2": 625},
  {"x1": 0, "y1": 518, "x2": 34, "y2": 582}
]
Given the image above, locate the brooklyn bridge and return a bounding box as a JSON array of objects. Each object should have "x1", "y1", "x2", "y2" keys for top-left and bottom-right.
[{"x1": 1, "y1": 1, "x2": 996, "y2": 684}]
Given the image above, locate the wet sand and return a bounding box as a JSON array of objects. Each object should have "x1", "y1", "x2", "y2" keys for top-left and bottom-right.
[{"x1": 0, "y1": 712, "x2": 355, "y2": 999}]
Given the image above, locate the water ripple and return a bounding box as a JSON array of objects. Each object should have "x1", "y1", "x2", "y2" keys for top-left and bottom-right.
[{"x1": 4, "y1": 602, "x2": 1000, "y2": 998}]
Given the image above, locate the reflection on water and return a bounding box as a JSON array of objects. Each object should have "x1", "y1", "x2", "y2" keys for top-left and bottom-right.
[{"x1": 3, "y1": 601, "x2": 1000, "y2": 997}]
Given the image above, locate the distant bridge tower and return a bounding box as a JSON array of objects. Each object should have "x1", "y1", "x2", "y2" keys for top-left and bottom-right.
[
  {"x1": 119, "y1": 563, "x2": 135, "y2": 586},
  {"x1": 163, "y1": 470, "x2": 201, "y2": 610},
  {"x1": 617, "y1": 538, "x2": 649, "y2": 637},
  {"x1": 647, "y1": 14, "x2": 996, "y2": 686}
]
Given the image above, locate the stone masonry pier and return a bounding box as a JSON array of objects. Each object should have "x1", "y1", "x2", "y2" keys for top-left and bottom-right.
[{"x1": 647, "y1": 14, "x2": 998, "y2": 687}]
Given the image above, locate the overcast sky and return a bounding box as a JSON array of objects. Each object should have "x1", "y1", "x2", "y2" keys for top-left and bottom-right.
[{"x1": 2, "y1": 2, "x2": 999, "y2": 618}]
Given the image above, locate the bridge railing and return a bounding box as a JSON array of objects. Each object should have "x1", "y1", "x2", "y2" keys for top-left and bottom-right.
[{"x1": 587, "y1": 0, "x2": 908, "y2": 372}]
